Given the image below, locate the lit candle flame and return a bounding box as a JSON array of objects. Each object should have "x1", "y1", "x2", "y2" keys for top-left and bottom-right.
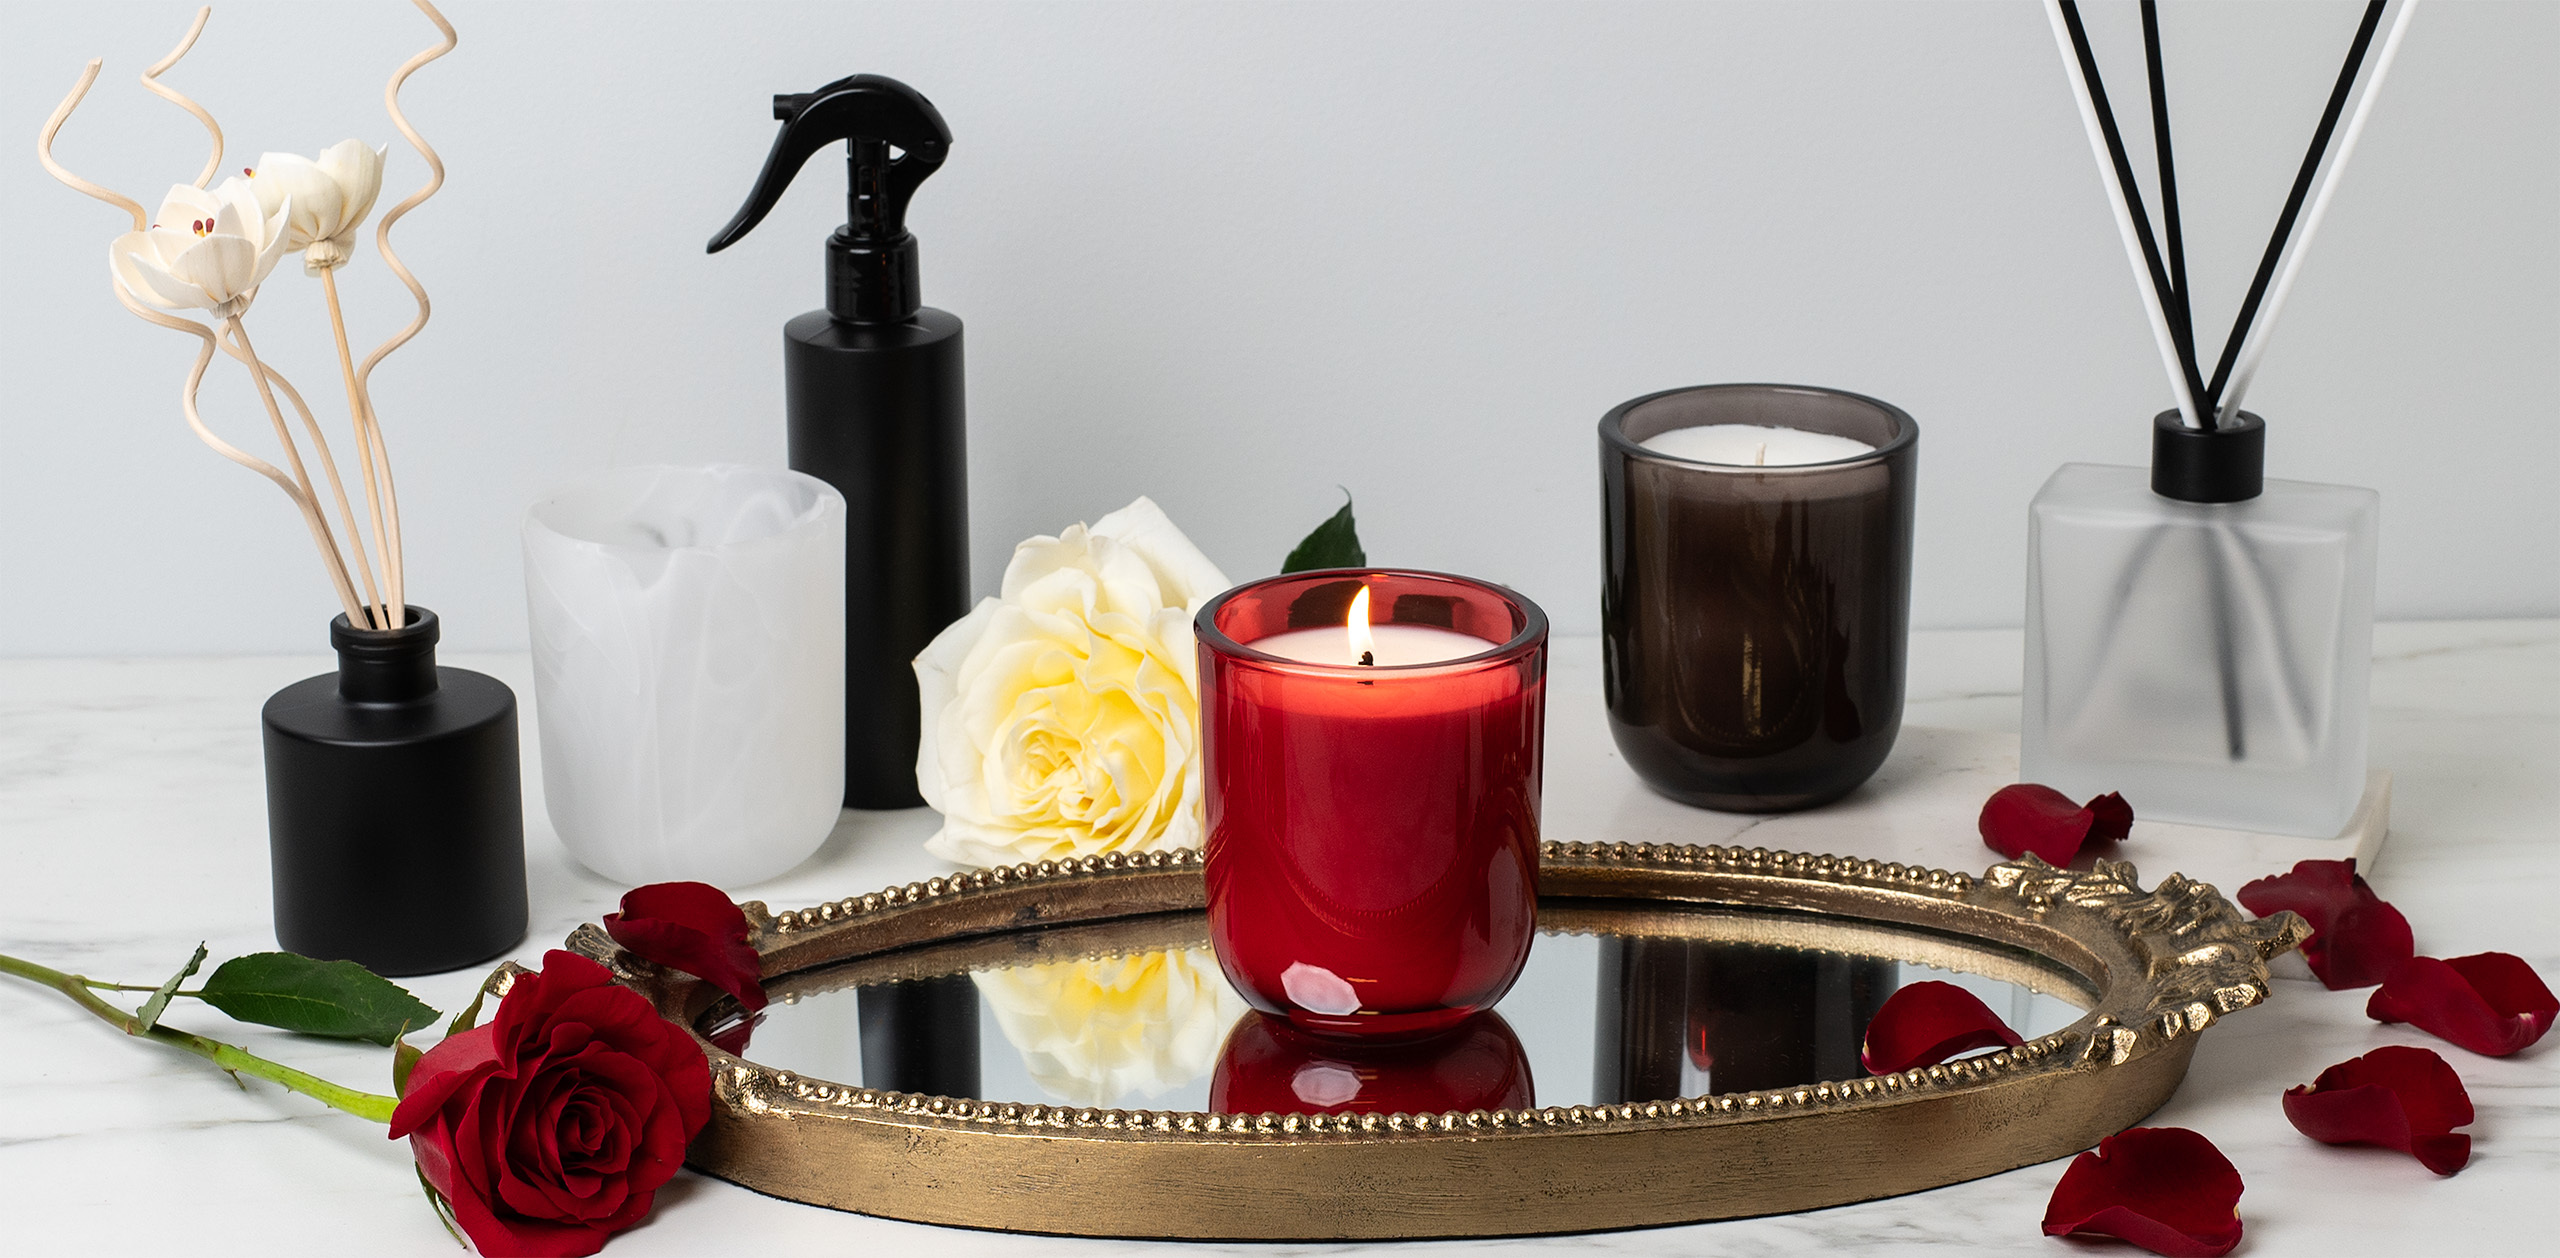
[{"x1": 1348, "y1": 585, "x2": 1375, "y2": 667}]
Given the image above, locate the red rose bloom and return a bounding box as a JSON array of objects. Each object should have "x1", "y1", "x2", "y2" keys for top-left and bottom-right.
[{"x1": 391, "y1": 951, "x2": 711, "y2": 1257}]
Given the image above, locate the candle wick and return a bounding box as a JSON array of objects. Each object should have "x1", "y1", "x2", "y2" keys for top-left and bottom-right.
[
  {"x1": 1753, "y1": 441, "x2": 1767, "y2": 467},
  {"x1": 1358, "y1": 650, "x2": 1375, "y2": 667}
]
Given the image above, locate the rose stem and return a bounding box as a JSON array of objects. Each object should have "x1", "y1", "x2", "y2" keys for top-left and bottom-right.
[
  {"x1": 225, "y1": 317, "x2": 374, "y2": 628},
  {"x1": 320, "y1": 268, "x2": 399, "y2": 628},
  {"x1": 354, "y1": 0, "x2": 460, "y2": 618},
  {"x1": 0, "y1": 951, "x2": 397, "y2": 1123},
  {"x1": 225, "y1": 324, "x2": 389, "y2": 629}
]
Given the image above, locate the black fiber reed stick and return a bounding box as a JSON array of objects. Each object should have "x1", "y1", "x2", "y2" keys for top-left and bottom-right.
[
  {"x1": 2058, "y1": 1, "x2": 2211, "y2": 426},
  {"x1": 2201, "y1": 0, "x2": 2387, "y2": 415},
  {"x1": 2141, "y1": 2, "x2": 2194, "y2": 371}
]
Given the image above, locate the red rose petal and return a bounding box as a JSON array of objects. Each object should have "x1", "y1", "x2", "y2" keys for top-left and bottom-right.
[
  {"x1": 2236, "y1": 859, "x2": 2413, "y2": 989},
  {"x1": 2042, "y1": 1127, "x2": 2244, "y2": 1258},
  {"x1": 1980, "y1": 783, "x2": 2096, "y2": 864},
  {"x1": 1860, "y1": 980, "x2": 2024, "y2": 1075},
  {"x1": 2085, "y1": 791, "x2": 2135, "y2": 842},
  {"x1": 2283, "y1": 1045, "x2": 2473, "y2": 1175},
  {"x1": 2367, "y1": 952, "x2": 2558, "y2": 1058},
  {"x1": 603, "y1": 881, "x2": 767, "y2": 1012}
]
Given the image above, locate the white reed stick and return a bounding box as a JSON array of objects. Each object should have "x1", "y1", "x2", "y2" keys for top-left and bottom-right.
[
  {"x1": 2043, "y1": 0, "x2": 2205, "y2": 430},
  {"x1": 319, "y1": 268, "x2": 398, "y2": 629},
  {"x1": 139, "y1": 7, "x2": 222, "y2": 190},
  {"x1": 114, "y1": 286, "x2": 365, "y2": 624},
  {"x1": 228, "y1": 316, "x2": 368, "y2": 625},
  {"x1": 37, "y1": 63, "x2": 146, "y2": 231},
  {"x1": 2218, "y1": 0, "x2": 2419, "y2": 424},
  {"x1": 46, "y1": 56, "x2": 359, "y2": 624},
  {"x1": 349, "y1": 0, "x2": 459, "y2": 625},
  {"x1": 220, "y1": 323, "x2": 391, "y2": 628}
]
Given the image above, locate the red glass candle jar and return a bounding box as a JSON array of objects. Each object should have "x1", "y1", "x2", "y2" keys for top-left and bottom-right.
[
  {"x1": 1197, "y1": 570, "x2": 1547, "y2": 1040},
  {"x1": 1210, "y1": 1012, "x2": 1534, "y2": 1114}
]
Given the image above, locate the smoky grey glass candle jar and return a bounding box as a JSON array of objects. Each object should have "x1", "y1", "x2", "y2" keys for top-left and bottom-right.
[{"x1": 1599, "y1": 384, "x2": 1918, "y2": 811}]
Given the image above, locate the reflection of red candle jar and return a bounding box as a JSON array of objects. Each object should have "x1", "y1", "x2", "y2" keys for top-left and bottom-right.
[
  {"x1": 1198, "y1": 570, "x2": 1547, "y2": 1040},
  {"x1": 1210, "y1": 1012, "x2": 1535, "y2": 1115}
]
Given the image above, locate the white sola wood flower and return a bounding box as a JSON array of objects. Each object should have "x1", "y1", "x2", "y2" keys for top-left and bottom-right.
[
  {"x1": 915, "y1": 497, "x2": 1232, "y2": 867},
  {"x1": 247, "y1": 139, "x2": 387, "y2": 273},
  {"x1": 109, "y1": 180, "x2": 291, "y2": 319}
]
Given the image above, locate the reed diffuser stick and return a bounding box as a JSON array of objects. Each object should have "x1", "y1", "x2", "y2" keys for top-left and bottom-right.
[
  {"x1": 2045, "y1": 0, "x2": 2204, "y2": 429},
  {"x1": 319, "y1": 268, "x2": 397, "y2": 628},
  {"x1": 226, "y1": 317, "x2": 367, "y2": 625},
  {"x1": 37, "y1": 63, "x2": 146, "y2": 231},
  {"x1": 2140, "y1": 1, "x2": 2194, "y2": 367},
  {"x1": 111, "y1": 286, "x2": 364, "y2": 622},
  {"x1": 2221, "y1": 0, "x2": 2420, "y2": 424},
  {"x1": 139, "y1": 8, "x2": 221, "y2": 191},
  {"x1": 348, "y1": 0, "x2": 460, "y2": 622},
  {"x1": 2201, "y1": 0, "x2": 2386, "y2": 411},
  {"x1": 49, "y1": 54, "x2": 362, "y2": 625},
  {"x1": 220, "y1": 324, "x2": 389, "y2": 628}
]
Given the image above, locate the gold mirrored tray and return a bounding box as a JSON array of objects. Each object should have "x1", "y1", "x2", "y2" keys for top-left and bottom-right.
[{"x1": 554, "y1": 843, "x2": 2306, "y2": 1240}]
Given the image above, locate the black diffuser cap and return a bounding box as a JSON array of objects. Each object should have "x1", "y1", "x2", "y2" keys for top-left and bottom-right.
[
  {"x1": 2152, "y1": 409, "x2": 2265, "y2": 503},
  {"x1": 706, "y1": 74, "x2": 952, "y2": 325},
  {"x1": 331, "y1": 605, "x2": 439, "y2": 703}
]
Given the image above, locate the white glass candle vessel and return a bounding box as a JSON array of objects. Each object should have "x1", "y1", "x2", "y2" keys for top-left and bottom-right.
[
  {"x1": 2023, "y1": 415, "x2": 2377, "y2": 838},
  {"x1": 524, "y1": 465, "x2": 846, "y2": 885}
]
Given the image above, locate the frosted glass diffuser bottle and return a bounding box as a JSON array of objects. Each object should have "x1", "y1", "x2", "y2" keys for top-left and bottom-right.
[{"x1": 2024, "y1": 411, "x2": 2376, "y2": 837}]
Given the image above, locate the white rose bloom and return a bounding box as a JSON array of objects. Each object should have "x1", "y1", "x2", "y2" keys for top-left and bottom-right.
[
  {"x1": 915, "y1": 496, "x2": 1230, "y2": 867},
  {"x1": 247, "y1": 139, "x2": 387, "y2": 274},
  {"x1": 972, "y1": 948, "x2": 1250, "y2": 1107}
]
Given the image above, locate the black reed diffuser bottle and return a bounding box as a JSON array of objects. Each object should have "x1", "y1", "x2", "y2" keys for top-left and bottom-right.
[
  {"x1": 708, "y1": 74, "x2": 968, "y2": 809},
  {"x1": 263, "y1": 608, "x2": 528, "y2": 976}
]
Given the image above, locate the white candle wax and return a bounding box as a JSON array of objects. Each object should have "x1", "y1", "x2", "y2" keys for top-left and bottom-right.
[
  {"x1": 1251, "y1": 623, "x2": 1490, "y2": 667},
  {"x1": 1640, "y1": 424, "x2": 1874, "y2": 467}
]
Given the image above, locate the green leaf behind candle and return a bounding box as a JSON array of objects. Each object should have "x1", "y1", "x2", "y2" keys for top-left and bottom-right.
[
  {"x1": 196, "y1": 952, "x2": 439, "y2": 1046},
  {"x1": 1282, "y1": 493, "x2": 1366, "y2": 574}
]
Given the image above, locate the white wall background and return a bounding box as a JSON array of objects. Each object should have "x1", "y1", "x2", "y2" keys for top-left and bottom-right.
[{"x1": 4, "y1": 0, "x2": 2552, "y2": 656}]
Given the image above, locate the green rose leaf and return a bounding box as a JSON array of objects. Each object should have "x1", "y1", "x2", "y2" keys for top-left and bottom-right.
[
  {"x1": 1281, "y1": 493, "x2": 1366, "y2": 573},
  {"x1": 195, "y1": 952, "x2": 439, "y2": 1046},
  {"x1": 133, "y1": 942, "x2": 209, "y2": 1034}
]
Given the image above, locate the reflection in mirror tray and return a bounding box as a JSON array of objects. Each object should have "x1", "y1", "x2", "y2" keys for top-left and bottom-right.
[
  {"x1": 724, "y1": 905, "x2": 2094, "y2": 1116},
  {"x1": 574, "y1": 844, "x2": 2306, "y2": 1240}
]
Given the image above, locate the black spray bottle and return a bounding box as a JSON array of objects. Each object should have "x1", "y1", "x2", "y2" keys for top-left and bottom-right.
[{"x1": 709, "y1": 74, "x2": 966, "y2": 809}]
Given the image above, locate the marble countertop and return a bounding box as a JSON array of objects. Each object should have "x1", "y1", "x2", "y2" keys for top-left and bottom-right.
[{"x1": 2, "y1": 621, "x2": 2552, "y2": 1255}]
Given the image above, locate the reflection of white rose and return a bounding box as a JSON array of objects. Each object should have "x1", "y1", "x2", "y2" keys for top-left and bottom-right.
[
  {"x1": 974, "y1": 948, "x2": 1250, "y2": 1107},
  {"x1": 915, "y1": 497, "x2": 1230, "y2": 867}
]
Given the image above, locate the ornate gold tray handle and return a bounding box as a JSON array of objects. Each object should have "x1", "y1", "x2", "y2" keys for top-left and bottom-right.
[{"x1": 562, "y1": 845, "x2": 2308, "y2": 1241}]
